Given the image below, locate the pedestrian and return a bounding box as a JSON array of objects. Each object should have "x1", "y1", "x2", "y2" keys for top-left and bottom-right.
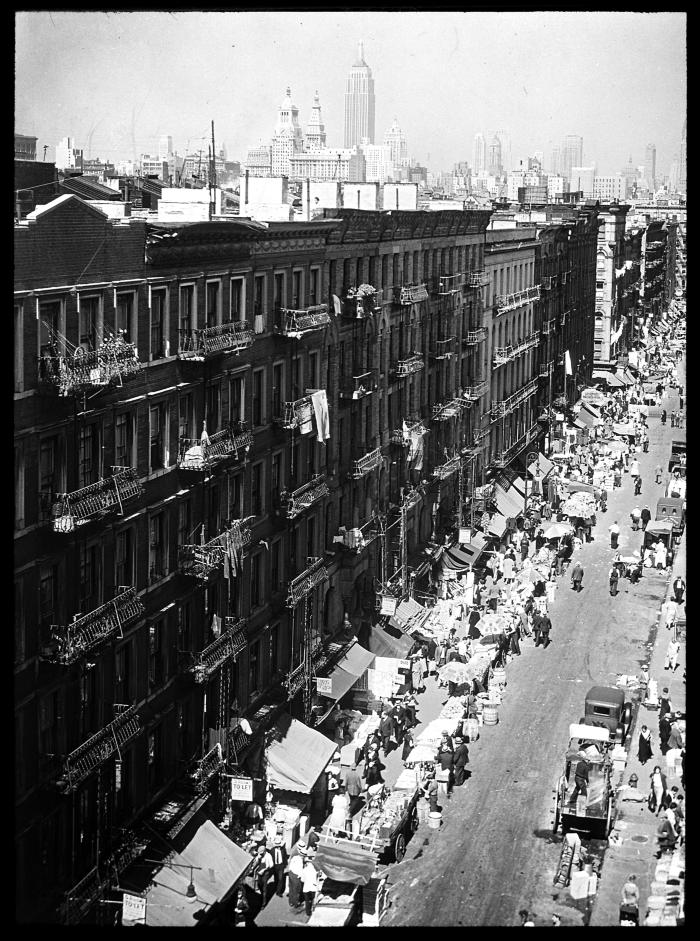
[
  {"x1": 538, "y1": 611, "x2": 552, "y2": 648},
  {"x1": 630, "y1": 506, "x2": 641, "y2": 531},
  {"x1": 620, "y1": 875, "x2": 640, "y2": 925},
  {"x1": 531, "y1": 610, "x2": 542, "y2": 646},
  {"x1": 233, "y1": 886, "x2": 255, "y2": 927},
  {"x1": 422, "y1": 770, "x2": 439, "y2": 814},
  {"x1": 270, "y1": 834, "x2": 289, "y2": 898},
  {"x1": 249, "y1": 841, "x2": 274, "y2": 906},
  {"x1": 570, "y1": 560, "x2": 584, "y2": 592},
  {"x1": 629, "y1": 457, "x2": 640, "y2": 479},
  {"x1": 506, "y1": 619, "x2": 521, "y2": 656},
  {"x1": 649, "y1": 765, "x2": 667, "y2": 815},
  {"x1": 638, "y1": 725, "x2": 653, "y2": 765},
  {"x1": 328, "y1": 785, "x2": 350, "y2": 835},
  {"x1": 643, "y1": 432, "x2": 649, "y2": 453},
  {"x1": 401, "y1": 727, "x2": 415, "y2": 763},
  {"x1": 661, "y1": 409, "x2": 667, "y2": 425},
  {"x1": 609, "y1": 565, "x2": 619, "y2": 597},
  {"x1": 363, "y1": 751, "x2": 385, "y2": 787},
  {"x1": 301, "y1": 856, "x2": 321, "y2": 916},
  {"x1": 287, "y1": 841, "x2": 305, "y2": 909},
  {"x1": 570, "y1": 754, "x2": 590, "y2": 804},
  {"x1": 641, "y1": 505, "x2": 651, "y2": 530},
  {"x1": 344, "y1": 763, "x2": 365, "y2": 817},
  {"x1": 487, "y1": 582, "x2": 500, "y2": 613},
  {"x1": 664, "y1": 637, "x2": 681, "y2": 672},
  {"x1": 634, "y1": 475, "x2": 642, "y2": 496},
  {"x1": 666, "y1": 715, "x2": 684, "y2": 752},
  {"x1": 655, "y1": 464, "x2": 663, "y2": 484},
  {"x1": 452, "y1": 736, "x2": 470, "y2": 786},
  {"x1": 672, "y1": 575, "x2": 685, "y2": 604},
  {"x1": 609, "y1": 521, "x2": 620, "y2": 548},
  {"x1": 655, "y1": 816, "x2": 678, "y2": 857},
  {"x1": 379, "y1": 711, "x2": 394, "y2": 756}
]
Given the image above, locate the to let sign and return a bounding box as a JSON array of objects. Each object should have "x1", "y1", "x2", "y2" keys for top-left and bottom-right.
[
  {"x1": 230, "y1": 776, "x2": 254, "y2": 802},
  {"x1": 122, "y1": 893, "x2": 146, "y2": 925},
  {"x1": 380, "y1": 596, "x2": 397, "y2": 616},
  {"x1": 316, "y1": 676, "x2": 333, "y2": 695}
]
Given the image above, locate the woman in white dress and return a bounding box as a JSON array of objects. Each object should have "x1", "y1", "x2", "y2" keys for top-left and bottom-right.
[{"x1": 328, "y1": 786, "x2": 350, "y2": 834}]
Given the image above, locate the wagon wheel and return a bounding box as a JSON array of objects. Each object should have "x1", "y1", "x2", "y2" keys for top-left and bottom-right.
[
  {"x1": 553, "y1": 789, "x2": 561, "y2": 834},
  {"x1": 606, "y1": 795, "x2": 615, "y2": 837},
  {"x1": 410, "y1": 808, "x2": 419, "y2": 833},
  {"x1": 393, "y1": 832, "x2": 407, "y2": 862}
]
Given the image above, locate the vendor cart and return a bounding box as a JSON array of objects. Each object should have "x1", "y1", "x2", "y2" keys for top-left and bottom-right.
[{"x1": 553, "y1": 724, "x2": 616, "y2": 839}]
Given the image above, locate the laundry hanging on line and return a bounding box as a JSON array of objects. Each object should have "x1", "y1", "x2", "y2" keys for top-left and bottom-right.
[{"x1": 311, "y1": 389, "x2": 330, "y2": 444}]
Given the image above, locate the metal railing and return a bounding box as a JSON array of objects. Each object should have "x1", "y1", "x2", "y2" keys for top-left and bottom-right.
[
  {"x1": 192, "y1": 617, "x2": 247, "y2": 683},
  {"x1": 432, "y1": 337, "x2": 456, "y2": 359},
  {"x1": 350, "y1": 447, "x2": 383, "y2": 479},
  {"x1": 437, "y1": 273, "x2": 464, "y2": 294},
  {"x1": 395, "y1": 282, "x2": 429, "y2": 305},
  {"x1": 178, "y1": 421, "x2": 253, "y2": 470},
  {"x1": 335, "y1": 516, "x2": 381, "y2": 553},
  {"x1": 59, "y1": 831, "x2": 145, "y2": 925},
  {"x1": 50, "y1": 467, "x2": 143, "y2": 532},
  {"x1": 56, "y1": 705, "x2": 142, "y2": 794},
  {"x1": 190, "y1": 743, "x2": 225, "y2": 791},
  {"x1": 462, "y1": 381, "x2": 489, "y2": 401},
  {"x1": 343, "y1": 289, "x2": 383, "y2": 317},
  {"x1": 541, "y1": 318, "x2": 556, "y2": 335},
  {"x1": 276, "y1": 304, "x2": 330, "y2": 337},
  {"x1": 539, "y1": 360, "x2": 553, "y2": 377},
  {"x1": 275, "y1": 396, "x2": 312, "y2": 429},
  {"x1": 286, "y1": 557, "x2": 329, "y2": 607},
  {"x1": 279, "y1": 474, "x2": 329, "y2": 519},
  {"x1": 466, "y1": 270, "x2": 488, "y2": 288},
  {"x1": 177, "y1": 320, "x2": 254, "y2": 359},
  {"x1": 541, "y1": 276, "x2": 553, "y2": 290},
  {"x1": 432, "y1": 454, "x2": 461, "y2": 480},
  {"x1": 179, "y1": 518, "x2": 253, "y2": 581},
  {"x1": 38, "y1": 333, "x2": 142, "y2": 397},
  {"x1": 394, "y1": 353, "x2": 425, "y2": 377},
  {"x1": 492, "y1": 423, "x2": 540, "y2": 467},
  {"x1": 493, "y1": 333, "x2": 539, "y2": 366},
  {"x1": 495, "y1": 285, "x2": 541, "y2": 314},
  {"x1": 43, "y1": 588, "x2": 144, "y2": 666},
  {"x1": 339, "y1": 372, "x2": 376, "y2": 400},
  {"x1": 432, "y1": 399, "x2": 465, "y2": 422},
  {"x1": 390, "y1": 419, "x2": 429, "y2": 446},
  {"x1": 463, "y1": 327, "x2": 487, "y2": 345},
  {"x1": 491, "y1": 378, "x2": 540, "y2": 418}
]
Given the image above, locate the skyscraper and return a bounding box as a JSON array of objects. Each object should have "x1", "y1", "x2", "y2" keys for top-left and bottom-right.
[
  {"x1": 344, "y1": 41, "x2": 376, "y2": 148},
  {"x1": 678, "y1": 120, "x2": 686, "y2": 193},
  {"x1": 158, "y1": 135, "x2": 173, "y2": 161},
  {"x1": 494, "y1": 129, "x2": 511, "y2": 174},
  {"x1": 549, "y1": 145, "x2": 561, "y2": 176},
  {"x1": 271, "y1": 86, "x2": 304, "y2": 177},
  {"x1": 305, "y1": 92, "x2": 327, "y2": 152},
  {"x1": 644, "y1": 143, "x2": 656, "y2": 191},
  {"x1": 487, "y1": 136, "x2": 502, "y2": 176},
  {"x1": 384, "y1": 118, "x2": 408, "y2": 170},
  {"x1": 560, "y1": 135, "x2": 583, "y2": 183},
  {"x1": 473, "y1": 133, "x2": 486, "y2": 174}
]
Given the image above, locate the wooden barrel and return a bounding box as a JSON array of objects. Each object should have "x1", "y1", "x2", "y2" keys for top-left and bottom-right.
[
  {"x1": 492, "y1": 666, "x2": 507, "y2": 687},
  {"x1": 483, "y1": 703, "x2": 499, "y2": 725}
]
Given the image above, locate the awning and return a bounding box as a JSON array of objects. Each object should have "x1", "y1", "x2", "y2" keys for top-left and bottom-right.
[
  {"x1": 616, "y1": 370, "x2": 635, "y2": 386},
  {"x1": 314, "y1": 839, "x2": 378, "y2": 886},
  {"x1": 144, "y1": 819, "x2": 253, "y2": 926},
  {"x1": 390, "y1": 597, "x2": 430, "y2": 632},
  {"x1": 493, "y1": 483, "x2": 524, "y2": 519},
  {"x1": 592, "y1": 370, "x2": 625, "y2": 387},
  {"x1": 317, "y1": 643, "x2": 375, "y2": 701},
  {"x1": 576, "y1": 404, "x2": 601, "y2": 428},
  {"x1": 645, "y1": 519, "x2": 675, "y2": 537},
  {"x1": 612, "y1": 422, "x2": 636, "y2": 436},
  {"x1": 527, "y1": 454, "x2": 555, "y2": 479},
  {"x1": 571, "y1": 418, "x2": 587, "y2": 430},
  {"x1": 442, "y1": 532, "x2": 487, "y2": 571},
  {"x1": 510, "y1": 476, "x2": 527, "y2": 500},
  {"x1": 369, "y1": 623, "x2": 415, "y2": 659},
  {"x1": 266, "y1": 715, "x2": 337, "y2": 793},
  {"x1": 486, "y1": 512, "x2": 508, "y2": 538},
  {"x1": 566, "y1": 480, "x2": 596, "y2": 494}
]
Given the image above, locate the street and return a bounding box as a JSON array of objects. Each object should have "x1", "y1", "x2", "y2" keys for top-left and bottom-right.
[{"x1": 383, "y1": 372, "x2": 684, "y2": 927}]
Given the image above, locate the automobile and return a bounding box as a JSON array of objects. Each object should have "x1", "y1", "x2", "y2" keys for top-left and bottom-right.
[
  {"x1": 656, "y1": 497, "x2": 685, "y2": 534},
  {"x1": 668, "y1": 440, "x2": 686, "y2": 474},
  {"x1": 578, "y1": 685, "x2": 632, "y2": 745}
]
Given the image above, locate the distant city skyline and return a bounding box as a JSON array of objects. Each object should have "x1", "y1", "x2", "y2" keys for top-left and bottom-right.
[{"x1": 15, "y1": 11, "x2": 686, "y2": 177}]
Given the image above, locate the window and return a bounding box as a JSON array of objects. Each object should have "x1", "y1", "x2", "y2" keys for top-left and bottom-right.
[
  {"x1": 178, "y1": 392, "x2": 194, "y2": 441},
  {"x1": 251, "y1": 462, "x2": 263, "y2": 516},
  {"x1": 179, "y1": 285, "x2": 195, "y2": 348},
  {"x1": 115, "y1": 292, "x2": 135, "y2": 343},
  {"x1": 248, "y1": 638, "x2": 261, "y2": 694},
  {"x1": 229, "y1": 473, "x2": 243, "y2": 518},
  {"x1": 177, "y1": 601, "x2": 192, "y2": 652},
  {"x1": 252, "y1": 368, "x2": 264, "y2": 427},
  {"x1": 115, "y1": 527, "x2": 135, "y2": 586},
  {"x1": 114, "y1": 642, "x2": 132, "y2": 703},
  {"x1": 274, "y1": 272, "x2": 284, "y2": 329},
  {"x1": 292, "y1": 270, "x2": 302, "y2": 308},
  {"x1": 14, "y1": 443, "x2": 25, "y2": 530},
  {"x1": 271, "y1": 451, "x2": 283, "y2": 494},
  {"x1": 206, "y1": 381, "x2": 221, "y2": 434},
  {"x1": 229, "y1": 374, "x2": 244, "y2": 424},
  {"x1": 14, "y1": 578, "x2": 25, "y2": 665},
  {"x1": 14, "y1": 303, "x2": 23, "y2": 392},
  {"x1": 206, "y1": 281, "x2": 220, "y2": 328},
  {"x1": 270, "y1": 623, "x2": 280, "y2": 676},
  {"x1": 78, "y1": 542, "x2": 102, "y2": 613},
  {"x1": 292, "y1": 355, "x2": 302, "y2": 397},
  {"x1": 149, "y1": 511, "x2": 168, "y2": 582},
  {"x1": 150, "y1": 288, "x2": 166, "y2": 359},
  {"x1": 114, "y1": 749, "x2": 132, "y2": 817},
  {"x1": 308, "y1": 351, "x2": 319, "y2": 389},
  {"x1": 149, "y1": 621, "x2": 164, "y2": 687},
  {"x1": 272, "y1": 362, "x2": 284, "y2": 419},
  {"x1": 254, "y1": 275, "x2": 265, "y2": 320},
  {"x1": 177, "y1": 499, "x2": 191, "y2": 548},
  {"x1": 38, "y1": 300, "x2": 61, "y2": 358},
  {"x1": 306, "y1": 515, "x2": 316, "y2": 558},
  {"x1": 270, "y1": 539, "x2": 282, "y2": 592},
  {"x1": 79, "y1": 296, "x2": 99, "y2": 351},
  {"x1": 39, "y1": 688, "x2": 64, "y2": 763},
  {"x1": 149, "y1": 402, "x2": 168, "y2": 471},
  {"x1": 115, "y1": 412, "x2": 133, "y2": 466},
  {"x1": 309, "y1": 268, "x2": 319, "y2": 306},
  {"x1": 79, "y1": 423, "x2": 101, "y2": 486},
  {"x1": 147, "y1": 725, "x2": 162, "y2": 790},
  {"x1": 230, "y1": 278, "x2": 244, "y2": 318},
  {"x1": 209, "y1": 482, "x2": 221, "y2": 535}
]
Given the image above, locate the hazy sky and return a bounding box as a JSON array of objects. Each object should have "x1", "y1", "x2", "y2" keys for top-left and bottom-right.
[{"x1": 16, "y1": 10, "x2": 686, "y2": 175}]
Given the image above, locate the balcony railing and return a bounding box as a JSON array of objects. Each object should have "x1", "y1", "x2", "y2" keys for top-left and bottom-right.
[
  {"x1": 436, "y1": 273, "x2": 464, "y2": 294},
  {"x1": 539, "y1": 360, "x2": 553, "y2": 378},
  {"x1": 56, "y1": 705, "x2": 142, "y2": 794},
  {"x1": 432, "y1": 454, "x2": 461, "y2": 480},
  {"x1": 192, "y1": 617, "x2": 247, "y2": 683},
  {"x1": 432, "y1": 399, "x2": 465, "y2": 422},
  {"x1": 463, "y1": 327, "x2": 487, "y2": 346},
  {"x1": 541, "y1": 275, "x2": 553, "y2": 290},
  {"x1": 495, "y1": 285, "x2": 541, "y2": 314},
  {"x1": 394, "y1": 353, "x2": 425, "y2": 378},
  {"x1": 490, "y1": 378, "x2": 540, "y2": 418},
  {"x1": 179, "y1": 518, "x2": 253, "y2": 581},
  {"x1": 190, "y1": 743, "x2": 225, "y2": 791},
  {"x1": 462, "y1": 381, "x2": 488, "y2": 401},
  {"x1": 279, "y1": 474, "x2": 329, "y2": 519},
  {"x1": 395, "y1": 282, "x2": 429, "y2": 305},
  {"x1": 276, "y1": 304, "x2": 330, "y2": 337},
  {"x1": 350, "y1": 447, "x2": 383, "y2": 479},
  {"x1": 560, "y1": 308, "x2": 570, "y2": 325},
  {"x1": 493, "y1": 333, "x2": 539, "y2": 367},
  {"x1": 343, "y1": 287, "x2": 383, "y2": 318},
  {"x1": 50, "y1": 467, "x2": 143, "y2": 533},
  {"x1": 431, "y1": 337, "x2": 456, "y2": 360},
  {"x1": 178, "y1": 421, "x2": 253, "y2": 470},
  {"x1": 541, "y1": 318, "x2": 556, "y2": 336},
  {"x1": 38, "y1": 333, "x2": 142, "y2": 397},
  {"x1": 491, "y1": 423, "x2": 540, "y2": 467},
  {"x1": 177, "y1": 320, "x2": 254, "y2": 360},
  {"x1": 43, "y1": 587, "x2": 145, "y2": 666},
  {"x1": 466, "y1": 270, "x2": 488, "y2": 288},
  {"x1": 275, "y1": 395, "x2": 312, "y2": 429},
  {"x1": 391, "y1": 419, "x2": 429, "y2": 446},
  {"x1": 339, "y1": 372, "x2": 376, "y2": 401},
  {"x1": 334, "y1": 516, "x2": 381, "y2": 553},
  {"x1": 286, "y1": 557, "x2": 329, "y2": 607}
]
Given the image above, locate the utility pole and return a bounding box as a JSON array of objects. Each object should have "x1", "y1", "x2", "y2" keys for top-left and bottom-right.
[{"x1": 209, "y1": 120, "x2": 217, "y2": 220}]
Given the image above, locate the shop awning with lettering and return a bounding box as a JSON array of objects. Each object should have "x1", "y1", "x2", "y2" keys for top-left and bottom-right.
[
  {"x1": 527, "y1": 454, "x2": 556, "y2": 479},
  {"x1": 442, "y1": 532, "x2": 488, "y2": 571},
  {"x1": 266, "y1": 715, "x2": 337, "y2": 794},
  {"x1": 317, "y1": 643, "x2": 375, "y2": 702}
]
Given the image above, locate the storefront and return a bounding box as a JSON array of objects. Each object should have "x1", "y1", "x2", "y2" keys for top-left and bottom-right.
[{"x1": 314, "y1": 642, "x2": 376, "y2": 721}]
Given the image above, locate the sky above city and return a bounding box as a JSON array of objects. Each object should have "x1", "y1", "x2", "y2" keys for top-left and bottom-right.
[{"x1": 16, "y1": 10, "x2": 686, "y2": 176}]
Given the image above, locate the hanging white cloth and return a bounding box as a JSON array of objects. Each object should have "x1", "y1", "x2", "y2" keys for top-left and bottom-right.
[
  {"x1": 311, "y1": 389, "x2": 330, "y2": 444},
  {"x1": 332, "y1": 294, "x2": 342, "y2": 316},
  {"x1": 299, "y1": 400, "x2": 314, "y2": 435}
]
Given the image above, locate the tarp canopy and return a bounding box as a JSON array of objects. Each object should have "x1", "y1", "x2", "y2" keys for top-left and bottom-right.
[
  {"x1": 566, "y1": 480, "x2": 597, "y2": 494},
  {"x1": 145, "y1": 818, "x2": 252, "y2": 926},
  {"x1": 442, "y1": 532, "x2": 487, "y2": 571},
  {"x1": 527, "y1": 454, "x2": 555, "y2": 479},
  {"x1": 314, "y1": 839, "x2": 378, "y2": 886},
  {"x1": 317, "y1": 643, "x2": 375, "y2": 702},
  {"x1": 486, "y1": 512, "x2": 508, "y2": 539},
  {"x1": 592, "y1": 369, "x2": 625, "y2": 387},
  {"x1": 617, "y1": 370, "x2": 635, "y2": 386},
  {"x1": 577, "y1": 402, "x2": 602, "y2": 427},
  {"x1": 645, "y1": 518, "x2": 675, "y2": 536},
  {"x1": 266, "y1": 715, "x2": 337, "y2": 793},
  {"x1": 580, "y1": 388, "x2": 608, "y2": 407},
  {"x1": 369, "y1": 624, "x2": 414, "y2": 659},
  {"x1": 493, "y1": 483, "x2": 524, "y2": 519},
  {"x1": 390, "y1": 597, "x2": 430, "y2": 632},
  {"x1": 612, "y1": 423, "x2": 636, "y2": 437},
  {"x1": 570, "y1": 417, "x2": 587, "y2": 430}
]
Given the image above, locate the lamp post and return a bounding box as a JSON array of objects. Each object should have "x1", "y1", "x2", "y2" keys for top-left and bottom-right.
[
  {"x1": 524, "y1": 450, "x2": 539, "y2": 520},
  {"x1": 145, "y1": 859, "x2": 203, "y2": 901}
]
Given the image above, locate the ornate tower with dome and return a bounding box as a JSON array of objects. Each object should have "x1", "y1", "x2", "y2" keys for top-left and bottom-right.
[
  {"x1": 305, "y1": 92, "x2": 327, "y2": 153},
  {"x1": 271, "y1": 86, "x2": 304, "y2": 177}
]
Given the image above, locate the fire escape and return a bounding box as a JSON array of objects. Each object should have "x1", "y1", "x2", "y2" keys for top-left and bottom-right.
[
  {"x1": 177, "y1": 320, "x2": 254, "y2": 360},
  {"x1": 38, "y1": 325, "x2": 142, "y2": 397},
  {"x1": 178, "y1": 518, "x2": 254, "y2": 581},
  {"x1": 48, "y1": 467, "x2": 144, "y2": 533},
  {"x1": 177, "y1": 421, "x2": 253, "y2": 471},
  {"x1": 283, "y1": 557, "x2": 329, "y2": 721}
]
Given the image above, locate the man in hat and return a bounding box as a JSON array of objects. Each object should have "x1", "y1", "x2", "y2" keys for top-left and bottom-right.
[
  {"x1": 570, "y1": 754, "x2": 590, "y2": 806},
  {"x1": 609, "y1": 521, "x2": 620, "y2": 549},
  {"x1": 631, "y1": 506, "x2": 641, "y2": 531},
  {"x1": 343, "y1": 763, "x2": 365, "y2": 817},
  {"x1": 570, "y1": 560, "x2": 584, "y2": 592},
  {"x1": 287, "y1": 842, "x2": 306, "y2": 910},
  {"x1": 453, "y1": 735, "x2": 470, "y2": 786},
  {"x1": 249, "y1": 842, "x2": 274, "y2": 906},
  {"x1": 666, "y1": 715, "x2": 684, "y2": 752},
  {"x1": 672, "y1": 575, "x2": 686, "y2": 604},
  {"x1": 270, "y1": 834, "x2": 289, "y2": 898},
  {"x1": 655, "y1": 464, "x2": 663, "y2": 484},
  {"x1": 641, "y1": 505, "x2": 652, "y2": 531},
  {"x1": 379, "y1": 710, "x2": 394, "y2": 757}
]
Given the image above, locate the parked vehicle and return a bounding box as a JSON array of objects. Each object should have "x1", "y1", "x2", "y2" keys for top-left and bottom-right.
[
  {"x1": 578, "y1": 685, "x2": 632, "y2": 745},
  {"x1": 656, "y1": 497, "x2": 685, "y2": 534},
  {"x1": 667, "y1": 440, "x2": 687, "y2": 474},
  {"x1": 553, "y1": 723, "x2": 616, "y2": 838}
]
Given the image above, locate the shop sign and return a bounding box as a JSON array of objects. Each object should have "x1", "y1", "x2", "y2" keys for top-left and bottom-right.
[
  {"x1": 230, "y1": 775, "x2": 254, "y2": 802},
  {"x1": 316, "y1": 676, "x2": 333, "y2": 695},
  {"x1": 379, "y1": 596, "x2": 397, "y2": 616},
  {"x1": 397, "y1": 659, "x2": 411, "y2": 671},
  {"x1": 122, "y1": 893, "x2": 146, "y2": 925},
  {"x1": 458, "y1": 527, "x2": 471, "y2": 545}
]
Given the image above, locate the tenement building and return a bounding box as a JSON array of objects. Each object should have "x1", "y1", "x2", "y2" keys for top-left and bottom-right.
[{"x1": 14, "y1": 195, "x2": 494, "y2": 923}]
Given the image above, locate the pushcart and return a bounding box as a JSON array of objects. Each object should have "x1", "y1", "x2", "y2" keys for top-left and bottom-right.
[{"x1": 553, "y1": 724, "x2": 616, "y2": 839}]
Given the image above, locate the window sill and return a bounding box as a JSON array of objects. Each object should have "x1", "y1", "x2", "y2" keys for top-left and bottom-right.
[{"x1": 147, "y1": 466, "x2": 176, "y2": 481}]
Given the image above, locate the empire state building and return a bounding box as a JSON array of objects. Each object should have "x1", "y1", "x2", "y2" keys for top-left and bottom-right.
[{"x1": 344, "y1": 41, "x2": 375, "y2": 148}]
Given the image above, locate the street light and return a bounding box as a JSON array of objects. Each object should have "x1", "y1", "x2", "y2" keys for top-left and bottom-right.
[{"x1": 524, "y1": 450, "x2": 539, "y2": 519}]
